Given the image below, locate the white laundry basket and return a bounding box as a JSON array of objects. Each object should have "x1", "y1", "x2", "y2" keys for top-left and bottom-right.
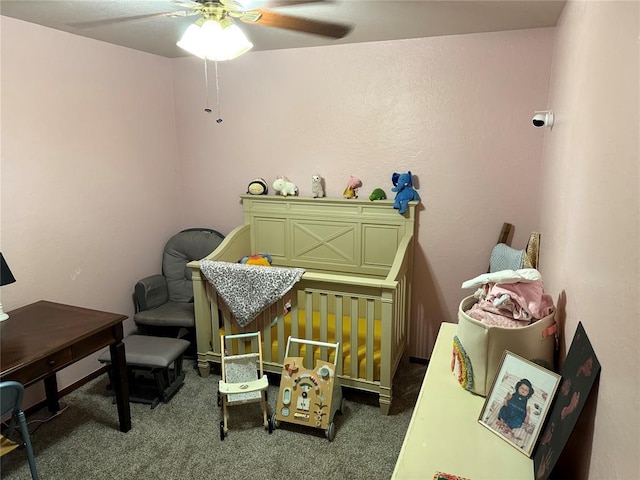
[{"x1": 453, "y1": 295, "x2": 557, "y2": 396}]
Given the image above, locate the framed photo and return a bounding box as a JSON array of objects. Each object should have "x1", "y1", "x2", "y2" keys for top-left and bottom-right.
[{"x1": 478, "y1": 350, "x2": 561, "y2": 457}]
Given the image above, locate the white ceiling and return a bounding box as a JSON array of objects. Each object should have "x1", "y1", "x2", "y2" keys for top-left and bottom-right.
[{"x1": 0, "y1": 0, "x2": 566, "y2": 58}]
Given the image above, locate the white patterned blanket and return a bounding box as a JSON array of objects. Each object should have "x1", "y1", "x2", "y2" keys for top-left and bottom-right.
[{"x1": 199, "y1": 260, "x2": 305, "y2": 327}]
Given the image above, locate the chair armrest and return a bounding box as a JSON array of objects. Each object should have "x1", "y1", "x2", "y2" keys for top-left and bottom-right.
[{"x1": 134, "y1": 275, "x2": 169, "y2": 312}]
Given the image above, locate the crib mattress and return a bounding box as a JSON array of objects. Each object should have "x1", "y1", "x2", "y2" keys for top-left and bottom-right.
[{"x1": 221, "y1": 310, "x2": 382, "y2": 381}]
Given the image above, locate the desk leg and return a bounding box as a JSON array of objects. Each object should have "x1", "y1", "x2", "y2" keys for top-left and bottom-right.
[
  {"x1": 109, "y1": 340, "x2": 131, "y2": 432},
  {"x1": 43, "y1": 375, "x2": 60, "y2": 413}
]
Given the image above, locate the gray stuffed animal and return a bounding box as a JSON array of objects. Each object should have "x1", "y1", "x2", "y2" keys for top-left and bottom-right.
[{"x1": 311, "y1": 173, "x2": 325, "y2": 198}]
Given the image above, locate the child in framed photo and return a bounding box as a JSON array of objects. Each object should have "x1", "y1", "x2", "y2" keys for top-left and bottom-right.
[
  {"x1": 479, "y1": 351, "x2": 561, "y2": 457},
  {"x1": 496, "y1": 378, "x2": 535, "y2": 432}
]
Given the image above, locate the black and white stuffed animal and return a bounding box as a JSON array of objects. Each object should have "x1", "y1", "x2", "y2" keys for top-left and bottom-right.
[{"x1": 247, "y1": 178, "x2": 268, "y2": 195}]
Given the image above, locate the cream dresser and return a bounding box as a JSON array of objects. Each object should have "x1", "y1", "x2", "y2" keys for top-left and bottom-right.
[{"x1": 392, "y1": 322, "x2": 534, "y2": 480}]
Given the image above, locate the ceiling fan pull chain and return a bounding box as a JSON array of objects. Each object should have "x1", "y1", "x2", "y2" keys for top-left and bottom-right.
[
  {"x1": 203, "y1": 58, "x2": 212, "y2": 114},
  {"x1": 215, "y1": 61, "x2": 222, "y2": 124}
]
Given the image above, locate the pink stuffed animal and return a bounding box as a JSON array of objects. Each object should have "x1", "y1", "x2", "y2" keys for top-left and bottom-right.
[{"x1": 343, "y1": 175, "x2": 362, "y2": 199}]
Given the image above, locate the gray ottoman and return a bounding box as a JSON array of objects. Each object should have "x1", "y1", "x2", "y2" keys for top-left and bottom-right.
[{"x1": 99, "y1": 335, "x2": 190, "y2": 409}]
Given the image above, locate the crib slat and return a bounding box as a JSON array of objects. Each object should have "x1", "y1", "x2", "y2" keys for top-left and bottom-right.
[
  {"x1": 222, "y1": 303, "x2": 234, "y2": 352},
  {"x1": 366, "y1": 298, "x2": 375, "y2": 381},
  {"x1": 305, "y1": 290, "x2": 314, "y2": 368},
  {"x1": 210, "y1": 304, "x2": 219, "y2": 353},
  {"x1": 289, "y1": 291, "x2": 300, "y2": 358},
  {"x1": 350, "y1": 297, "x2": 359, "y2": 379},
  {"x1": 210, "y1": 304, "x2": 220, "y2": 355},
  {"x1": 401, "y1": 276, "x2": 408, "y2": 346},
  {"x1": 319, "y1": 293, "x2": 328, "y2": 360},
  {"x1": 398, "y1": 276, "x2": 406, "y2": 348},
  {"x1": 263, "y1": 306, "x2": 273, "y2": 363},
  {"x1": 334, "y1": 295, "x2": 343, "y2": 376}
]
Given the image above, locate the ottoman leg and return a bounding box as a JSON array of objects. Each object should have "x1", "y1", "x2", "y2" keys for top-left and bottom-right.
[{"x1": 157, "y1": 354, "x2": 187, "y2": 404}]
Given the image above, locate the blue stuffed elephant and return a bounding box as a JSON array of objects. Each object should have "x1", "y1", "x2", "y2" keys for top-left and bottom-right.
[{"x1": 391, "y1": 171, "x2": 420, "y2": 214}]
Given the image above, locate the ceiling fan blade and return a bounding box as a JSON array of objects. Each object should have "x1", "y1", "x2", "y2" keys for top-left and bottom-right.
[
  {"x1": 240, "y1": 0, "x2": 327, "y2": 6},
  {"x1": 241, "y1": 9, "x2": 351, "y2": 38},
  {"x1": 173, "y1": 0, "x2": 201, "y2": 7},
  {"x1": 68, "y1": 11, "x2": 196, "y2": 30}
]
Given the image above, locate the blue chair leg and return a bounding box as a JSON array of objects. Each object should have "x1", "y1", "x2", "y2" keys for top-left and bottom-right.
[{"x1": 16, "y1": 410, "x2": 39, "y2": 480}]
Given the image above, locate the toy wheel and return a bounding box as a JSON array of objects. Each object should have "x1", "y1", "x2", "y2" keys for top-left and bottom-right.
[
  {"x1": 325, "y1": 421, "x2": 336, "y2": 442},
  {"x1": 219, "y1": 421, "x2": 225, "y2": 441},
  {"x1": 267, "y1": 417, "x2": 273, "y2": 434},
  {"x1": 271, "y1": 412, "x2": 279, "y2": 429},
  {"x1": 340, "y1": 397, "x2": 346, "y2": 414}
]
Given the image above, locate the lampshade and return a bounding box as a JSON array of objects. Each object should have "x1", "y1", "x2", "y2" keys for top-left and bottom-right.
[
  {"x1": 0, "y1": 252, "x2": 16, "y2": 322},
  {"x1": 0, "y1": 253, "x2": 16, "y2": 286},
  {"x1": 177, "y1": 18, "x2": 253, "y2": 61}
]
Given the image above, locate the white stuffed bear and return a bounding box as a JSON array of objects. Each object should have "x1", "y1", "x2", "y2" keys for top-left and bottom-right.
[
  {"x1": 272, "y1": 176, "x2": 298, "y2": 197},
  {"x1": 311, "y1": 173, "x2": 325, "y2": 198}
]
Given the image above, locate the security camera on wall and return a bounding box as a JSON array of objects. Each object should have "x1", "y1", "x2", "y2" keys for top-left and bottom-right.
[{"x1": 532, "y1": 110, "x2": 554, "y2": 128}]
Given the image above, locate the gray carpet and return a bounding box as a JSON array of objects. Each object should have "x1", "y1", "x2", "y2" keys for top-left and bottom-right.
[{"x1": 1, "y1": 360, "x2": 426, "y2": 480}]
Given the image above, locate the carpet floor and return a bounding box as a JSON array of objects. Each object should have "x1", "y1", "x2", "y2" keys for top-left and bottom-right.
[{"x1": 1, "y1": 359, "x2": 427, "y2": 480}]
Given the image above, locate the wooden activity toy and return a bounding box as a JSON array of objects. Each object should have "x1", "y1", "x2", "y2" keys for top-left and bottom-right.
[{"x1": 272, "y1": 337, "x2": 345, "y2": 441}]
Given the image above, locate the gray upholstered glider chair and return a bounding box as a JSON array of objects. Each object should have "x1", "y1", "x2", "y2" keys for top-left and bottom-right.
[{"x1": 133, "y1": 228, "x2": 224, "y2": 340}]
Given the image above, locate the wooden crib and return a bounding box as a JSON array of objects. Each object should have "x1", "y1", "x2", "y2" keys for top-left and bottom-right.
[{"x1": 188, "y1": 195, "x2": 417, "y2": 414}]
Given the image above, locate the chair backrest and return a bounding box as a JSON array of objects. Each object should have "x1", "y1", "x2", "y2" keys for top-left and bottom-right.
[
  {"x1": 0, "y1": 381, "x2": 24, "y2": 417},
  {"x1": 163, "y1": 228, "x2": 225, "y2": 303},
  {"x1": 1, "y1": 381, "x2": 40, "y2": 480},
  {"x1": 224, "y1": 353, "x2": 261, "y2": 384},
  {"x1": 488, "y1": 223, "x2": 540, "y2": 273},
  {"x1": 221, "y1": 332, "x2": 264, "y2": 404}
]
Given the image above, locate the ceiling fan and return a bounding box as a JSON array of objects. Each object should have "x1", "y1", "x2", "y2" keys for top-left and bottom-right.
[
  {"x1": 72, "y1": 0, "x2": 351, "y2": 40},
  {"x1": 197, "y1": 0, "x2": 351, "y2": 38},
  {"x1": 70, "y1": 1, "x2": 351, "y2": 119}
]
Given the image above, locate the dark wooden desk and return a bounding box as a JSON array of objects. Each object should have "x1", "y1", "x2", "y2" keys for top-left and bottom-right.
[{"x1": 0, "y1": 301, "x2": 131, "y2": 432}]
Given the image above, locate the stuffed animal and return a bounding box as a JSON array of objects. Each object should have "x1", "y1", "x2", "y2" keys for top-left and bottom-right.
[
  {"x1": 247, "y1": 178, "x2": 268, "y2": 195},
  {"x1": 391, "y1": 172, "x2": 401, "y2": 188},
  {"x1": 239, "y1": 253, "x2": 272, "y2": 266},
  {"x1": 391, "y1": 171, "x2": 420, "y2": 214},
  {"x1": 272, "y1": 177, "x2": 298, "y2": 197},
  {"x1": 343, "y1": 175, "x2": 362, "y2": 199},
  {"x1": 311, "y1": 173, "x2": 325, "y2": 198},
  {"x1": 369, "y1": 188, "x2": 387, "y2": 201}
]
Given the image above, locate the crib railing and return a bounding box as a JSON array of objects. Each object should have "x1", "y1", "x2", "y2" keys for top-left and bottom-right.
[
  {"x1": 208, "y1": 278, "x2": 390, "y2": 375},
  {"x1": 188, "y1": 227, "x2": 413, "y2": 415}
]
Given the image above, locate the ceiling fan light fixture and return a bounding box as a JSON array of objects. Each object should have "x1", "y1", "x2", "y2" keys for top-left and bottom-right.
[
  {"x1": 177, "y1": 23, "x2": 207, "y2": 58},
  {"x1": 218, "y1": 22, "x2": 254, "y2": 59},
  {"x1": 177, "y1": 18, "x2": 253, "y2": 61}
]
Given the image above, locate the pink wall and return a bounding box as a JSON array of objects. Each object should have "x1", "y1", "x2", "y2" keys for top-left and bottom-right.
[
  {"x1": 173, "y1": 28, "x2": 554, "y2": 358},
  {"x1": 4, "y1": 5, "x2": 637, "y2": 477},
  {"x1": 1, "y1": 18, "x2": 183, "y2": 403},
  {"x1": 1, "y1": 15, "x2": 554, "y2": 402},
  {"x1": 538, "y1": 1, "x2": 639, "y2": 478}
]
